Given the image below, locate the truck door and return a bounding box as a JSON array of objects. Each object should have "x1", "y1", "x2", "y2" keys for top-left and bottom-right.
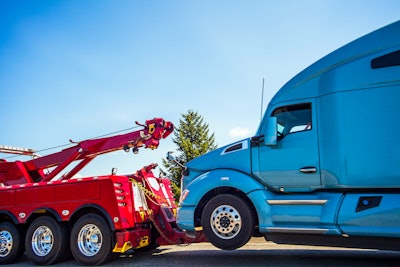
[{"x1": 254, "y1": 101, "x2": 321, "y2": 192}]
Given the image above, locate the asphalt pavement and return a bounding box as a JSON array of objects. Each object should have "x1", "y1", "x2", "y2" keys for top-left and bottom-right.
[{"x1": 10, "y1": 237, "x2": 400, "y2": 266}]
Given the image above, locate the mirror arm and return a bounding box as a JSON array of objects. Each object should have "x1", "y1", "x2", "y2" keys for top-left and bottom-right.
[
  {"x1": 166, "y1": 151, "x2": 189, "y2": 175},
  {"x1": 250, "y1": 135, "x2": 264, "y2": 146}
]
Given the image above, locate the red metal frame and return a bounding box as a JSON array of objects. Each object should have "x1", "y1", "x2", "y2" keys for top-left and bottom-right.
[
  {"x1": 0, "y1": 117, "x2": 205, "y2": 262},
  {"x1": 129, "y1": 164, "x2": 207, "y2": 246},
  {"x1": 0, "y1": 118, "x2": 173, "y2": 185}
]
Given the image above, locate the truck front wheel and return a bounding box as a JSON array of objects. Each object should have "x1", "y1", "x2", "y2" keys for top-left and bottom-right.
[
  {"x1": 70, "y1": 214, "x2": 113, "y2": 266},
  {"x1": 201, "y1": 194, "x2": 254, "y2": 250}
]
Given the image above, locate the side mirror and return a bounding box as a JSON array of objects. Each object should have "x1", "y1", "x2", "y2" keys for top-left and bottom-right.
[
  {"x1": 166, "y1": 151, "x2": 189, "y2": 176},
  {"x1": 264, "y1": 117, "x2": 277, "y2": 146},
  {"x1": 166, "y1": 151, "x2": 176, "y2": 162}
]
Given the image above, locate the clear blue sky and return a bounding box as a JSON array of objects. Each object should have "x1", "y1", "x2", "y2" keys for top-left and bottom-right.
[{"x1": 1, "y1": 0, "x2": 399, "y2": 177}]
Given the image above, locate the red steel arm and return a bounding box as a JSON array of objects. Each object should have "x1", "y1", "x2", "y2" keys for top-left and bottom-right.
[{"x1": 18, "y1": 118, "x2": 173, "y2": 182}]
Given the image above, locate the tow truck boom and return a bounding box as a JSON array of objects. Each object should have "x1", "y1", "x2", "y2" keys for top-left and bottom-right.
[{"x1": 0, "y1": 118, "x2": 173, "y2": 185}]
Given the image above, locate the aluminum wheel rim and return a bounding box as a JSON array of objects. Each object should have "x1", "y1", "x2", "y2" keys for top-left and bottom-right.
[
  {"x1": 0, "y1": 230, "x2": 12, "y2": 257},
  {"x1": 77, "y1": 224, "x2": 102, "y2": 257},
  {"x1": 210, "y1": 204, "x2": 242, "y2": 239},
  {"x1": 31, "y1": 226, "x2": 54, "y2": 256}
]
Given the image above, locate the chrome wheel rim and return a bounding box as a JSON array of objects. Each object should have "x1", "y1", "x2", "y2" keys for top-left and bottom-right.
[
  {"x1": 31, "y1": 226, "x2": 54, "y2": 256},
  {"x1": 210, "y1": 204, "x2": 241, "y2": 239},
  {"x1": 0, "y1": 230, "x2": 12, "y2": 257},
  {"x1": 77, "y1": 224, "x2": 102, "y2": 256}
]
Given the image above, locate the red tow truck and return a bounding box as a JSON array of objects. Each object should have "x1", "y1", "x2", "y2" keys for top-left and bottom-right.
[{"x1": 0, "y1": 118, "x2": 205, "y2": 265}]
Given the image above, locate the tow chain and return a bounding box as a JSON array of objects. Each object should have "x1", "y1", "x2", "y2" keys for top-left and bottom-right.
[
  {"x1": 129, "y1": 178, "x2": 192, "y2": 247},
  {"x1": 129, "y1": 178, "x2": 161, "y2": 205}
]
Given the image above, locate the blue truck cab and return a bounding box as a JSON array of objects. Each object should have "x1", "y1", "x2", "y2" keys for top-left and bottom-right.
[{"x1": 177, "y1": 20, "x2": 400, "y2": 251}]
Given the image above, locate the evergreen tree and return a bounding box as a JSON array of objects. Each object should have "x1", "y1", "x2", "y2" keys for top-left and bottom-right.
[{"x1": 162, "y1": 110, "x2": 217, "y2": 198}]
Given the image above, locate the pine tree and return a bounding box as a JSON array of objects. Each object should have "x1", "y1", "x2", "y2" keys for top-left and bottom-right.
[{"x1": 162, "y1": 110, "x2": 217, "y2": 198}]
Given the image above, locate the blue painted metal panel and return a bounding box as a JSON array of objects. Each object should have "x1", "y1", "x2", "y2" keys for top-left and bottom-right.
[
  {"x1": 338, "y1": 193, "x2": 400, "y2": 237},
  {"x1": 176, "y1": 205, "x2": 197, "y2": 231},
  {"x1": 177, "y1": 169, "x2": 265, "y2": 230},
  {"x1": 254, "y1": 99, "x2": 321, "y2": 192},
  {"x1": 319, "y1": 84, "x2": 400, "y2": 188},
  {"x1": 180, "y1": 169, "x2": 265, "y2": 207}
]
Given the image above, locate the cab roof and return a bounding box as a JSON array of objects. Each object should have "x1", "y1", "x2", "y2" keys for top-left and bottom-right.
[{"x1": 270, "y1": 20, "x2": 400, "y2": 106}]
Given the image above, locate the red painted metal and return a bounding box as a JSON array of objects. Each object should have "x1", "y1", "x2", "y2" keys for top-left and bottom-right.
[
  {"x1": 1, "y1": 117, "x2": 173, "y2": 184},
  {"x1": 129, "y1": 164, "x2": 208, "y2": 246},
  {"x1": 0, "y1": 117, "x2": 205, "y2": 263}
]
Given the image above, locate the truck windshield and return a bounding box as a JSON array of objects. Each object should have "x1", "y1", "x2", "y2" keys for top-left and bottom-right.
[{"x1": 272, "y1": 103, "x2": 312, "y2": 139}]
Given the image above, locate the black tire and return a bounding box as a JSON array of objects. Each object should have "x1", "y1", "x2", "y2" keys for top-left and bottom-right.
[
  {"x1": 0, "y1": 222, "x2": 24, "y2": 264},
  {"x1": 25, "y1": 216, "x2": 69, "y2": 265},
  {"x1": 70, "y1": 214, "x2": 114, "y2": 266},
  {"x1": 201, "y1": 194, "x2": 254, "y2": 250}
]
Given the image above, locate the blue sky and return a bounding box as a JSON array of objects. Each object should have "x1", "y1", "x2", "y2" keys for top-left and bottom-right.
[{"x1": 1, "y1": 0, "x2": 399, "y2": 177}]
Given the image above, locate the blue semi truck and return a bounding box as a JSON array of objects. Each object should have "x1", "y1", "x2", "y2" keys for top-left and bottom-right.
[{"x1": 176, "y1": 20, "x2": 400, "y2": 251}]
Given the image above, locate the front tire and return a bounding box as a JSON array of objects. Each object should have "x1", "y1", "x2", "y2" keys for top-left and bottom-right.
[
  {"x1": 25, "y1": 216, "x2": 69, "y2": 265},
  {"x1": 70, "y1": 214, "x2": 113, "y2": 266},
  {"x1": 0, "y1": 222, "x2": 24, "y2": 264},
  {"x1": 201, "y1": 194, "x2": 254, "y2": 250}
]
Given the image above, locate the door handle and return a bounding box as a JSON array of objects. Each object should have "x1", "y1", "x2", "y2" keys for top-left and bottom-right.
[{"x1": 299, "y1": 166, "x2": 317, "y2": 173}]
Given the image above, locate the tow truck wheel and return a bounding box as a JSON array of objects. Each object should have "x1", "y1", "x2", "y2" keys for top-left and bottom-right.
[
  {"x1": 0, "y1": 222, "x2": 24, "y2": 264},
  {"x1": 201, "y1": 194, "x2": 254, "y2": 250},
  {"x1": 25, "y1": 216, "x2": 69, "y2": 265},
  {"x1": 70, "y1": 214, "x2": 113, "y2": 266}
]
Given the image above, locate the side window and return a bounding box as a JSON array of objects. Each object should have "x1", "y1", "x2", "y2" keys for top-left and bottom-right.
[
  {"x1": 271, "y1": 103, "x2": 312, "y2": 140},
  {"x1": 371, "y1": 49, "x2": 400, "y2": 69}
]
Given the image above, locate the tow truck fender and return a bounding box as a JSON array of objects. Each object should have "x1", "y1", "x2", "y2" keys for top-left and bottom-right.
[
  {"x1": 24, "y1": 207, "x2": 62, "y2": 224},
  {"x1": 65, "y1": 203, "x2": 121, "y2": 232},
  {"x1": 0, "y1": 210, "x2": 19, "y2": 224}
]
